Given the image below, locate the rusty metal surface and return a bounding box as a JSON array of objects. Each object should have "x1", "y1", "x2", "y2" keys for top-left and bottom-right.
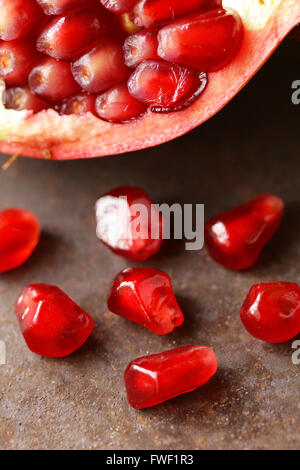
[{"x1": 0, "y1": 40, "x2": 299, "y2": 450}]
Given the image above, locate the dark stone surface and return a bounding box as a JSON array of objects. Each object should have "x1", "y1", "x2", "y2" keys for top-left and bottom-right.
[{"x1": 0, "y1": 39, "x2": 299, "y2": 450}]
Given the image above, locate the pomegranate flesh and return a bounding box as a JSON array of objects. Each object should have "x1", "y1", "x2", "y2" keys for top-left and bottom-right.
[{"x1": 0, "y1": 0, "x2": 299, "y2": 159}]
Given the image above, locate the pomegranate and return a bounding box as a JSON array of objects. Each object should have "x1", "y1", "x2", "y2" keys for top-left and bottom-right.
[
  {"x1": 205, "y1": 194, "x2": 284, "y2": 271},
  {"x1": 0, "y1": 0, "x2": 299, "y2": 159},
  {"x1": 15, "y1": 283, "x2": 94, "y2": 357},
  {"x1": 0, "y1": 208, "x2": 41, "y2": 273},
  {"x1": 124, "y1": 345, "x2": 218, "y2": 408},
  {"x1": 240, "y1": 282, "x2": 300, "y2": 344},
  {"x1": 108, "y1": 267, "x2": 184, "y2": 334},
  {"x1": 95, "y1": 186, "x2": 163, "y2": 261}
]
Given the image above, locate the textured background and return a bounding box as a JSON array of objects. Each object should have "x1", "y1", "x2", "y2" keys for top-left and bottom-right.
[{"x1": 0, "y1": 39, "x2": 299, "y2": 450}]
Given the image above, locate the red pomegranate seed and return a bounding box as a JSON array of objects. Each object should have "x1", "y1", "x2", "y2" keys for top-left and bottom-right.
[
  {"x1": 100, "y1": 0, "x2": 138, "y2": 14},
  {"x1": 36, "y1": 0, "x2": 96, "y2": 15},
  {"x1": 0, "y1": 40, "x2": 39, "y2": 86},
  {"x1": 123, "y1": 30, "x2": 159, "y2": 68},
  {"x1": 240, "y1": 282, "x2": 300, "y2": 343},
  {"x1": 132, "y1": 0, "x2": 221, "y2": 29},
  {"x1": 125, "y1": 345, "x2": 218, "y2": 408},
  {"x1": 72, "y1": 40, "x2": 129, "y2": 94},
  {"x1": 205, "y1": 194, "x2": 284, "y2": 271},
  {"x1": 0, "y1": 0, "x2": 44, "y2": 41},
  {"x1": 15, "y1": 284, "x2": 94, "y2": 357},
  {"x1": 95, "y1": 186, "x2": 163, "y2": 261},
  {"x1": 95, "y1": 82, "x2": 146, "y2": 122},
  {"x1": 158, "y1": 7, "x2": 244, "y2": 72},
  {"x1": 4, "y1": 86, "x2": 49, "y2": 112},
  {"x1": 29, "y1": 57, "x2": 80, "y2": 102},
  {"x1": 37, "y1": 8, "x2": 112, "y2": 61},
  {"x1": 127, "y1": 60, "x2": 207, "y2": 112},
  {"x1": 57, "y1": 92, "x2": 96, "y2": 115},
  {"x1": 0, "y1": 208, "x2": 40, "y2": 273},
  {"x1": 108, "y1": 267, "x2": 184, "y2": 334}
]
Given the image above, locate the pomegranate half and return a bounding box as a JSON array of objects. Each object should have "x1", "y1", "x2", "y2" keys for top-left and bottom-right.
[{"x1": 0, "y1": 0, "x2": 299, "y2": 160}]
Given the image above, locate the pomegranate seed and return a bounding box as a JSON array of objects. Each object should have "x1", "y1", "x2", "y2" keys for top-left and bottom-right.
[
  {"x1": 57, "y1": 92, "x2": 96, "y2": 115},
  {"x1": 123, "y1": 30, "x2": 159, "y2": 68},
  {"x1": 125, "y1": 345, "x2": 218, "y2": 408},
  {"x1": 205, "y1": 194, "x2": 284, "y2": 271},
  {"x1": 4, "y1": 86, "x2": 49, "y2": 112},
  {"x1": 36, "y1": 0, "x2": 96, "y2": 15},
  {"x1": 100, "y1": 0, "x2": 138, "y2": 14},
  {"x1": 29, "y1": 57, "x2": 80, "y2": 102},
  {"x1": 118, "y1": 13, "x2": 140, "y2": 34},
  {"x1": 132, "y1": 0, "x2": 221, "y2": 29},
  {"x1": 95, "y1": 82, "x2": 146, "y2": 122},
  {"x1": 127, "y1": 60, "x2": 207, "y2": 112},
  {"x1": 158, "y1": 7, "x2": 244, "y2": 72},
  {"x1": 95, "y1": 186, "x2": 163, "y2": 261},
  {"x1": 108, "y1": 267, "x2": 184, "y2": 334},
  {"x1": 72, "y1": 40, "x2": 129, "y2": 94},
  {"x1": 0, "y1": 40, "x2": 39, "y2": 86},
  {"x1": 0, "y1": 0, "x2": 44, "y2": 41},
  {"x1": 15, "y1": 284, "x2": 94, "y2": 357},
  {"x1": 240, "y1": 282, "x2": 300, "y2": 344},
  {"x1": 37, "y1": 8, "x2": 112, "y2": 61},
  {"x1": 0, "y1": 208, "x2": 40, "y2": 273}
]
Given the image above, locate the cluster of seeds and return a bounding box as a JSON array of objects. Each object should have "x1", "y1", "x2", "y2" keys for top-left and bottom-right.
[
  {"x1": 2, "y1": 188, "x2": 300, "y2": 408},
  {"x1": 0, "y1": 0, "x2": 243, "y2": 122}
]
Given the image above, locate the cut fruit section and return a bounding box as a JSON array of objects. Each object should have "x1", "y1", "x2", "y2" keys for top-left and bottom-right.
[{"x1": 0, "y1": 0, "x2": 299, "y2": 159}]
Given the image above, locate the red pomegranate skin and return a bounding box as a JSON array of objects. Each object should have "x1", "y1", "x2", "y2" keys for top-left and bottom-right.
[
  {"x1": 205, "y1": 194, "x2": 284, "y2": 271},
  {"x1": 240, "y1": 282, "x2": 300, "y2": 343},
  {"x1": 108, "y1": 267, "x2": 184, "y2": 334},
  {"x1": 15, "y1": 284, "x2": 94, "y2": 357},
  {"x1": 124, "y1": 345, "x2": 218, "y2": 408},
  {"x1": 0, "y1": 208, "x2": 41, "y2": 273},
  {"x1": 95, "y1": 186, "x2": 163, "y2": 261}
]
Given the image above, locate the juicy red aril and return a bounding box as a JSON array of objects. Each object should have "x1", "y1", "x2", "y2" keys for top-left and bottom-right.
[
  {"x1": 36, "y1": 0, "x2": 96, "y2": 15},
  {"x1": 205, "y1": 194, "x2": 284, "y2": 271},
  {"x1": 95, "y1": 82, "x2": 146, "y2": 122},
  {"x1": 108, "y1": 267, "x2": 184, "y2": 334},
  {"x1": 100, "y1": 0, "x2": 138, "y2": 14},
  {"x1": 125, "y1": 345, "x2": 218, "y2": 409},
  {"x1": 240, "y1": 282, "x2": 300, "y2": 344},
  {"x1": 57, "y1": 92, "x2": 96, "y2": 115},
  {"x1": 0, "y1": 0, "x2": 44, "y2": 41},
  {"x1": 37, "y1": 8, "x2": 112, "y2": 61},
  {"x1": 4, "y1": 86, "x2": 49, "y2": 112},
  {"x1": 158, "y1": 7, "x2": 244, "y2": 72},
  {"x1": 123, "y1": 30, "x2": 159, "y2": 68},
  {"x1": 0, "y1": 208, "x2": 40, "y2": 273},
  {"x1": 72, "y1": 40, "x2": 129, "y2": 94},
  {"x1": 15, "y1": 284, "x2": 94, "y2": 357},
  {"x1": 95, "y1": 186, "x2": 163, "y2": 261},
  {"x1": 29, "y1": 57, "x2": 79, "y2": 101},
  {"x1": 132, "y1": 0, "x2": 221, "y2": 29},
  {"x1": 0, "y1": 40, "x2": 39, "y2": 86},
  {"x1": 127, "y1": 60, "x2": 207, "y2": 112}
]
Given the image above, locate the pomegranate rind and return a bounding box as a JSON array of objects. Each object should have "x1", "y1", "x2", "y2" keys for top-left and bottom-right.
[{"x1": 0, "y1": 0, "x2": 299, "y2": 160}]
